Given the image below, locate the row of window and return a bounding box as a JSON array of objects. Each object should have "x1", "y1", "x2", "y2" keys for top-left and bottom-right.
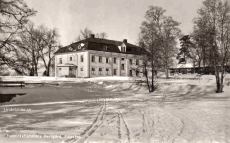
[
  {"x1": 130, "y1": 70, "x2": 140, "y2": 76},
  {"x1": 91, "y1": 56, "x2": 109, "y2": 63},
  {"x1": 59, "y1": 56, "x2": 74, "y2": 64},
  {"x1": 59, "y1": 67, "x2": 141, "y2": 76},
  {"x1": 91, "y1": 55, "x2": 139, "y2": 65},
  {"x1": 59, "y1": 56, "x2": 140, "y2": 65},
  {"x1": 91, "y1": 68, "x2": 140, "y2": 76},
  {"x1": 91, "y1": 68, "x2": 112, "y2": 75}
]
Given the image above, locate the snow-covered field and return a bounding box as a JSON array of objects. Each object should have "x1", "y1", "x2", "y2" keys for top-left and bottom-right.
[{"x1": 0, "y1": 75, "x2": 230, "y2": 143}]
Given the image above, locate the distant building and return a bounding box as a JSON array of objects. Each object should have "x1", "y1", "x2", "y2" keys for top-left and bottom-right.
[
  {"x1": 54, "y1": 34, "x2": 147, "y2": 78},
  {"x1": 169, "y1": 63, "x2": 230, "y2": 75}
]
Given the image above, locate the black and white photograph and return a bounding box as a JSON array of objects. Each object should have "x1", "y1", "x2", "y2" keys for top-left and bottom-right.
[{"x1": 0, "y1": 0, "x2": 230, "y2": 142}]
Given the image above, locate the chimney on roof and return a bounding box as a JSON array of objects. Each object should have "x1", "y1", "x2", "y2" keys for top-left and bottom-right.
[
  {"x1": 90, "y1": 34, "x2": 95, "y2": 38},
  {"x1": 123, "y1": 39, "x2": 127, "y2": 43}
]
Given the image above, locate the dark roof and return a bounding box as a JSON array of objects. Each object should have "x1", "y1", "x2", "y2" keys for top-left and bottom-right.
[{"x1": 54, "y1": 37, "x2": 147, "y2": 55}]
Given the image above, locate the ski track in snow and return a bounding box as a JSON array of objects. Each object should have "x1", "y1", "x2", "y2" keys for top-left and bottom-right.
[
  {"x1": 60, "y1": 97, "x2": 230, "y2": 143},
  {"x1": 117, "y1": 110, "x2": 131, "y2": 143},
  {"x1": 1, "y1": 80, "x2": 229, "y2": 143},
  {"x1": 66, "y1": 99, "x2": 107, "y2": 143}
]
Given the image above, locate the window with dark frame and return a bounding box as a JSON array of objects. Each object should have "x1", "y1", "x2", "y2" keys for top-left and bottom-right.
[
  {"x1": 59, "y1": 58, "x2": 62, "y2": 64},
  {"x1": 99, "y1": 56, "x2": 102, "y2": 63},
  {"x1": 91, "y1": 67, "x2": 95, "y2": 74},
  {"x1": 81, "y1": 55, "x2": 84, "y2": 62},
  {"x1": 81, "y1": 68, "x2": 83, "y2": 71},
  {"x1": 136, "y1": 70, "x2": 139, "y2": 76},
  {"x1": 121, "y1": 64, "x2": 125, "y2": 70},
  {"x1": 121, "y1": 58, "x2": 125, "y2": 60},
  {"x1": 106, "y1": 68, "x2": 109, "y2": 75},
  {"x1": 70, "y1": 57, "x2": 72, "y2": 61},
  {"x1": 121, "y1": 46, "x2": 126, "y2": 52},
  {"x1": 114, "y1": 69, "x2": 117, "y2": 75},
  {"x1": 129, "y1": 59, "x2": 132, "y2": 65},
  {"x1": 106, "y1": 57, "x2": 109, "y2": 63},
  {"x1": 99, "y1": 68, "x2": 103, "y2": 75},
  {"x1": 130, "y1": 70, "x2": 132, "y2": 76},
  {"x1": 91, "y1": 55, "x2": 95, "y2": 62},
  {"x1": 114, "y1": 58, "x2": 116, "y2": 64},
  {"x1": 136, "y1": 59, "x2": 139, "y2": 65}
]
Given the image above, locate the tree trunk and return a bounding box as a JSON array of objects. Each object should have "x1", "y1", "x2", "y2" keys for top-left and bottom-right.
[
  {"x1": 198, "y1": 61, "x2": 201, "y2": 74},
  {"x1": 46, "y1": 68, "x2": 50, "y2": 76},
  {"x1": 34, "y1": 65, "x2": 38, "y2": 76},
  {"x1": 144, "y1": 63, "x2": 151, "y2": 93},
  {"x1": 218, "y1": 66, "x2": 225, "y2": 93},
  {"x1": 29, "y1": 67, "x2": 34, "y2": 76},
  {"x1": 216, "y1": 77, "x2": 223, "y2": 93},
  {"x1": 151, "y1": 61, "x2": 155, "y2": 92},
  {"x1": 165, "y1": 68, "x2": 169, "y2": 79},
  {"x1": 215, "y1": 69, "x2": 224, "y2": 93},
  {"x1": 193, "y1": 60, "x2": 195, "y2": 74},
  {"x1": 203, "y1": 47, "x2": 206, "y2": 74},
  {"x1": 45, "y1": 60, "x2": 51, "y2": 76}
]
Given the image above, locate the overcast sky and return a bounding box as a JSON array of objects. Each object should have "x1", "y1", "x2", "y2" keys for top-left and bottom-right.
[{"x1": 24, "y1": 0, "x2": 204, "y2": 46}]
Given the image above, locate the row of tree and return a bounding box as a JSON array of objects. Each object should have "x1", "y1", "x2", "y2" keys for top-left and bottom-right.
[
  {"x1": 138, "y1": 0, "x2": 230, "y2": 93},
  {"x1": 76, "y1": 28, "x2": 108, "y2": 41},
  {"x1": 177, "y1": 0, "x2": 230, "y2": 93},
  {"x1": 0, "y1": 0, "x2": 59, "y2": 76},
  {"x1": 2, "y1": 0, "x2": 230, "y2": 93},
  {"x1": 0, "y1": 0, "x2": 107, "y2": 76}
]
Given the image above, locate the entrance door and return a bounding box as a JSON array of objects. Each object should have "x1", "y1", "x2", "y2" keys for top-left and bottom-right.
[
  {"x1": 130, "y1": 70, "x2": 132, "y2": 76},
  {"x1": 69, "y1": 67, "x2": 76, "y2": 77}
]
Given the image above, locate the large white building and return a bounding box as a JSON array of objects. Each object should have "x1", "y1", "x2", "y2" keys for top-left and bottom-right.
[{"x1": 54, "y1": 34, "x2": 147, "y2": 78}]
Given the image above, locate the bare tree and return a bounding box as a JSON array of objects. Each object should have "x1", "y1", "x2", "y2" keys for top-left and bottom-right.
[
  {"x1": 96, "y1": 32, "x2": 108, "y2": 39},
  {"x1": 18, "y1": 23, "x2": 40, "y2": 76},
  {"x1": 139, "y1": 6, "x2": 181, "y2": 92},
  {"x1": 159, "y1": 16, "x2": 181, "y2": 78},
  {"x1": 192, "y1": 17, "x2": 214, "y2": 73},
  {"x1": 193, "y1": 0, "x2": 230, "y2": 93},
  {"x1": 76, "y1": 27, "x2": 93, "y2": 41},
  {"x1": 2, "y1": 22, "x2": 60, "y2": 76},
  {"x1": 36, "y1": 25, "x2": 60, "y2": 76},
  {"x1": 0, "y1": 0, "x2": 36, "y2": 50},
  {"x1": 75, "y1": 27, "x2": 108, "y2": 41},
  {"x1": 137, "y1": 41, "x2": 157, "y2": 93},
  {"x1": 2, "y1": 37, "x2": 36, "y2": 76},
  {"x1": 0, "y1": 0, "x2": 36, "y2": 74}
]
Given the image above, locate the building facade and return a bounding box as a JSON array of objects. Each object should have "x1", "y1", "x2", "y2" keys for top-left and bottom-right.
[{"x1": 54, "y1": 35, "x2": 147, "y2": 78}]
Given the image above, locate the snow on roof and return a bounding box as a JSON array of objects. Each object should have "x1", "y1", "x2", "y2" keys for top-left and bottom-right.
[{"x1": 174, "y1": 63, "x2": 193, "y2": 68}]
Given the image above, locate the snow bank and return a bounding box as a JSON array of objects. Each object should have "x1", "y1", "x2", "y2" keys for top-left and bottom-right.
[
  {"x1": 85, "y1": 76, "x2": 132, "y2": 82},
  {"x1": 0, "y1": 76, "x2": 133, "y2": 83}
]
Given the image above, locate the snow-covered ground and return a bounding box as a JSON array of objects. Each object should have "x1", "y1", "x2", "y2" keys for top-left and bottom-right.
[
  {"x1": 0, "y1": 76, "x2": 133, "y2": 83},
  {"x1": 0, "y1": 75, "x2": 230, "y2": 143}
]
